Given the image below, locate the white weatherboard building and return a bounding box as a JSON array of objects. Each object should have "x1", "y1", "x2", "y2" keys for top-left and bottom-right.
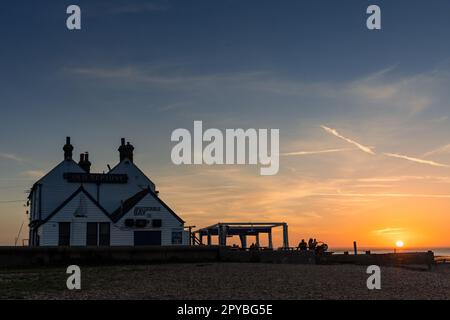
[{"x1": 28, "y1": 137, "x2": 188, "y2": 247}]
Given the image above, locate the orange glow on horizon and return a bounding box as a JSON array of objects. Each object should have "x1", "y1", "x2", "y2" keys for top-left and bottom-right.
[{"x1": 2, "y1": 161, "x2": 450, "y2": 248}]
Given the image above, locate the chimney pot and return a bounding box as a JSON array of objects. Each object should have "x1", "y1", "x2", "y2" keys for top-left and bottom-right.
[
  {"x1": 63, "y1": 136, "x2": 74, "y2": 161},
  {"x1": 118, "y1": 138, "x2": 134, "y2": 163},
  {"x1": 78, "y1": 152, "x2": 91, "y2": 173}
]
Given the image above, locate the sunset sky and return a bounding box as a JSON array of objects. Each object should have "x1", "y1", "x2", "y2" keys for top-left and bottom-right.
[{"x1": 1, "y1": 0, "x2": 450, "y2": 248}]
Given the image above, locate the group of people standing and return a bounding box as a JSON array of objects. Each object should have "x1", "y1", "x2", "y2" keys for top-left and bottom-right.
[
  {"x1": 298, "y1": 238, "x2": 318, "y2": 251},
  {"x1": 298, "y1": 238, "x2": 329, "y2": 254}
]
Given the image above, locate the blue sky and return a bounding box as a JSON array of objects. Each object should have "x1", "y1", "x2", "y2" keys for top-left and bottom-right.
[
  {"x1": 1, "y1": 0, "x2": 450, "y2": 161},
  {"x1": 1, "y1": 0, "x2": 450, "y2": 246}
]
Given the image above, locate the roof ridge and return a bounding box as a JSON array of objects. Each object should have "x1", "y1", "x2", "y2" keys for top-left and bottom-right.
[
  {"x1": 36, "y1": 186, "x2": 112, "y2": 227},
  {"x1": 110, "y1": 188, "x2": 150, "y2": 222},
  {"x1": 109, "y1": 187, "x2": 184, "y2": 224}
]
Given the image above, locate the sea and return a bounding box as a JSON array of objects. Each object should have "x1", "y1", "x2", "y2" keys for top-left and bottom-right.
[{"x1": 331, "y1": 247, "x2": 450, "y2": 261}]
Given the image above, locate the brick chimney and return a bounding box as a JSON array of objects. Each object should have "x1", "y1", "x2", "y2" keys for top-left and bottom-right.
[
  {"x1": 63, "y1": 137, "x2": 73, "y2": 161},
  {"x1": 118, "y1": 138, "x2": 126, "y2": 162},
  {"x1": 78, "y1": 152, "x2": 92, "y2": 173},
  {"x1": 118, "y1": 138, "x2": 134, "y2": 163}
]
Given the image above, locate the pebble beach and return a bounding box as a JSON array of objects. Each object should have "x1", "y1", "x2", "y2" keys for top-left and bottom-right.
[{"x1": 1, "y1": 263, "x2": 449, "y2": 300}]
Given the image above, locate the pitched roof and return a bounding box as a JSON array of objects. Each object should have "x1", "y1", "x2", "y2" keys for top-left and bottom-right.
[
  {"x1": 110, "y1": 187, "x2": 184, "y2": 224},
  {"x1": 35, "y1": 186, "x2": 112, "y2": 227},
  {"x1": 28, "y1": 159, "x2": 83, "y2": 199},
  {"x1": 109, "y1": 188, "x2": 149, "y2": 222},
  {"x1": 108, "y1": 158, "x2": 156, "y2": 189}
]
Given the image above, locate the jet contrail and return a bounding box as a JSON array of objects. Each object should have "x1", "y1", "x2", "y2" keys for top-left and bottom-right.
[
  {"x1": 384, "y1": 152, "x2": 450, "y2": 168},
  {"x1": 282, "y1": 148, "x2": 353, "y2": 156},
  {"x1": 320, "y1": 125, "x2": 375, "y2": 155},
  {"x1": 423, "y1": 143, "x2": 450, "y2": 158}
]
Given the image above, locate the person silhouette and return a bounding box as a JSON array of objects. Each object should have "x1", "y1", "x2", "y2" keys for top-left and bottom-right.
[
  {"x1": 312, "y1": 238, "x2": 318, "y2": 249},
  {"x1": 298, "y1": 239, "x2": 308, "y2": 251}
]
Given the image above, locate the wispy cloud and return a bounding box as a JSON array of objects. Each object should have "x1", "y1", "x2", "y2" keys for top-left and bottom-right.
[
  {"x1": 320, "y1": 125, "x2": 375, "y2": 155},
  {"x1": 384, "y1": 152, "x2": 450, "y2": 168},
  {"x1": 357, "y1": 175, "x2": 450, "y2": 183},
  {"x1": 0, "y1": 153, "x2": 24, "y2": 163},
  {"x1": 314, "y1": 192, "x2": 450, "y2": 198},
  {"x1": 64, "y1": 64, "x2": 442, "y2": 124},
  {"x1": 373, "y1": 228, "x2": 404, "y2": 235},
  {"x1": 66, "y1": 66, "x2": 265, "y2": 90},
  {"x1": 345, "y1": 67, "x2": 435, "y2": 116},
  {"x1": 281, "y1": 148, "x2": 353, "y2": 156},
  {"x1": 21, "y1": 170, "x2": 45, "y2": 179}
]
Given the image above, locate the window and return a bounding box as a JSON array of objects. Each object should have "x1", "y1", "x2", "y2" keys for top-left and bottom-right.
[
  {"x1": 152, "y1": 219, "x2": 162, "y2": 228},
  {"x1": 99, "y1": 223, "x2": 110, "y2": 246},
  {"x1": 135, "y1": 219, "x2": 148, "y2": 228},
  {"x1": 124, "y1": 219, "x2": 134, "y2": 227},
  {"x1": 172, "y1": 231, "x2": 183, "y2": 245},
  {"x1": 86, "y1": 222, "x2": 98, "y2": 246},
  {"x1": 86, "y1": 222, "x2": 110, "y2": 246},
  {"x1": 58, "y1": 222, "x2": 71, "y2": 246}
]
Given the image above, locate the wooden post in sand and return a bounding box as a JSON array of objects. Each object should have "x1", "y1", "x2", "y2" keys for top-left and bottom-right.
[
  {"x1": 353, "y1": 241, "x2": 358, "y2": 255},
  {"x1": 282, "y1": 223, "x2": 289, "y2": 249},
  {"x1": 268, "y1": 230, "x2": 273, "y2": 249}
]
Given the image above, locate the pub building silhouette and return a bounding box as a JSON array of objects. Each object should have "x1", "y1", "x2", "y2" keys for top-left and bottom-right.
[{"x1": 27, "y1": 137, "x2": 188, "y2": 247}]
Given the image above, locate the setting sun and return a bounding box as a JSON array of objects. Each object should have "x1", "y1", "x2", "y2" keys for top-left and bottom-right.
[{"x1": 396, "y1": 240, "x2": 404, "y2": 248}]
